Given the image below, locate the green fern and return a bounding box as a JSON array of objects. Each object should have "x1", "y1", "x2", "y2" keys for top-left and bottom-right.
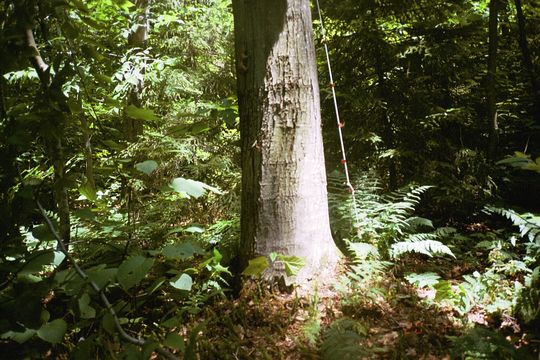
[
  {"x1": 485, "y1": 206, "x2": 540, "y2": 324},
  {"x1": 328, "y1": 171, "x2": 455, "y2": 259},
  {"x1": 485, "y1": 206, "x2": 540, "y2": 243},
  {"x1": 391, "y1": 237, "x2": 455, "y2": 259},
  {"x1": 319, "y1": 318, "x2": 370, "y2": 360}
]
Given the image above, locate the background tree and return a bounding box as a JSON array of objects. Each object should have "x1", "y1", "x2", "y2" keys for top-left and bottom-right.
[{"x1": 232, "y1": 0, "x2": 338, "y2": 283}]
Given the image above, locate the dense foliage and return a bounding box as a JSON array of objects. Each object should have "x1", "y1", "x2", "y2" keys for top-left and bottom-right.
[{"x1": 1, "y1": 0, "x2": 539, "y2": 358}]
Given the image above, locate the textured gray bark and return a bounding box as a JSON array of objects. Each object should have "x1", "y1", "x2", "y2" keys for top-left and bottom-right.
[{"x1": 233, "y1": 0, "x2": 338, "y2": 284}]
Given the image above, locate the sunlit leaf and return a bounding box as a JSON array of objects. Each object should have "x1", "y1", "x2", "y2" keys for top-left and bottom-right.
[
  {"x1": 135, "y1": 160, "x2": 158, "y2": 175},
  {"x1": 169, "y1": 178, "x2": 221, "y2": 198},
  {"x1": 278, "y1": 255, "x2": 306, "y2": 277},
  {"x1": 20, "y1": 251, "x2": 65, "y2": 275},
  {"x1": 241, "y1": 256, "x2": 269, "y2": 276},
  {"x1": 169, "y1": 273, "x2": 192, "y2": 291},
  {"x1": 79, "y1": 182, "x2": 97, "y2": 201},
  {"x1": 184, "y1": 226, "x2": 204, "y2": 233},
  {"x1": 125, "y1": 105, "x2": 158, "y2": 121}
]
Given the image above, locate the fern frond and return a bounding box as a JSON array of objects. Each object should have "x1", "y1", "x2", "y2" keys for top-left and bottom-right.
[
  {"x1": 348, "y1": 241, "x2": 379, "y2": 260},
  {"x1": 486, "y1": 206, "x2": 540, "y2": 243},
  {"x1": 391, "y1": 239, "x2": 455, "y2": 258},
  {"x1": 405, "y1": 216, "x2": 434, "y2": 230}
]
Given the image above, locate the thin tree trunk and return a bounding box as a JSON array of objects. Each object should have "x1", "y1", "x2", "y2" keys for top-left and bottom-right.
[
  {"x1": 0, "y1": 68, "x2": 20, "y2": 243},
  {"x1": 487, "y1": 0, "x2": 500, "y2": 159},
  {"x1": 514, "y1": 0, "x2": 540, "y2": 124},
  {"x1": 233, "y1": 0, "x2": 338, "y2": 285},
  {"x1": 81, "y1": 115, "x2": 96, "y2": 192},
  {"x1": 18, "y1": 5, "x2": 71, "y2": 245},
  {"x1": 375, "y1": 58, "x2": 397, "y2": 190},
  {"x1": 124, "y1": 0, "x2": 152, "y2": 141}
]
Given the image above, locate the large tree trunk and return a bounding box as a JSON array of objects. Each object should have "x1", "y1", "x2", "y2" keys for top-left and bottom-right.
[
  {"x1": 233, "y1": 0, "x2": 338, "y2": 284},
  {"x1": 487, "y1": 0, "x2": 500, "y2": 159}
]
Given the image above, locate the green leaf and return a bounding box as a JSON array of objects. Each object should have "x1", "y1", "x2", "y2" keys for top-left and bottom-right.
[
  {"x1": 20, "y1": 251, "x2": 65, "y2": 275},
  {"x1": 170, "y1": 178, "x2": 205, "y2": 198},
  {"x1": 184, "y1": 226, "x2": 204, "y2": 233},
  {"x1": 135, "y1": 160, "x2": 158, "y2": 175},
  {"x1": 169, "y1": 273, "x2": 192, "y2": 291},
  {"x1": 278, "y1": 255, "x2": 306, "y2": 277},
  {"x1": 86, "y1": 266, "x2": 118, "y2": 290},
  {"x1": 162, "y1": 242, "x2": 204, "y2": 260},
  {"x1": 79, "y1": 181, "x2": 97, "y2": 201},
  {"x1": 78, "y1": 293, "x2": 96, "y2": 319},
  {"x1": 31, "y1": 224, "x2": 55, "y2": 242},
  {"x1": 117, "y1": 256, "x2": 154, "y2": 290},
  {"x1": 125, "y1": 105, "x2": 158, "y2": 121},
  {"x1": 164, "y1": 333, "x2": 185, "y2": 351},
  {"x1": 170, "y1": 177, "x2": 222, "y2": 198},
  {"x1": 348, "y1": 242, "x2": 379, "y2": 260},
  {"x1": 241, "y1": 256, "x2": 269, "y2": 276},
  {"x1": 116, "y1": 0, "x2": 135, "y2": 11},
  {"x1": 37, "y1": 319, "x2": 67, "y2": 344},
  {"x1": 1, "y1": 328, "x2": 36, "y2": 344}
]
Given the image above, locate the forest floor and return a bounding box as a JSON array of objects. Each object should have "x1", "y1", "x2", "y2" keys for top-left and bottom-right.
[{"x1": 183, "y1": 257, "x2": 540, "y2": 360}]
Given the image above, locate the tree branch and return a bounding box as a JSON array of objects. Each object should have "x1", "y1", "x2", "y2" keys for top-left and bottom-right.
[
  {"x1": 23, "y1": 25, "x2": 50, "y2": 86},
  {"x1": 36, "y1": 200, "x2": 179, "y2": 360}
]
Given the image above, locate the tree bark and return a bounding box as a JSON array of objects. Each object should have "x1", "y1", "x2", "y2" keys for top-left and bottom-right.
[
  {"x1": 487, "y1": 0, "x2": 500, "y2": 159},
  {"x1": 233, "y1": 0, "x2": 338, "y2": 285},
  {"x1": 514, "y1": 0, "x2": 540, "y2": 125},
  {"x1": 17, "y1": 3, "x2": 71, "y2": 245},
  {"x1": 124, "y1": 0, "x2": 152, "y2": 141}
]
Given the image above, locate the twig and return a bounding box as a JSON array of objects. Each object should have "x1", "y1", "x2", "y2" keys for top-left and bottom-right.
[{"x1": 36, "y1": 200, "x2": 179, "y2": 360}]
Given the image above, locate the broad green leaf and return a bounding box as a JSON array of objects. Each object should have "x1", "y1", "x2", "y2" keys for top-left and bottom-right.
[
  {"x1": 86, "y1": 266, "x2": 118, "y2": 290},
  {"x1": 135, "y1": 160, "x2": 158, "y2": 175},
  {"x1": 116, "y1": 0, "x2": 135, "y2": 11},
  {"x1": 184, "y1": 226, "x2": 204, "y2": 233},
  {"x1": 37, "y1": 319, "x2": 67, "y2": 344},
  {"x1": 241, "y1": 256, "x2": 269, "y2": 276},
  {"x1": 125, "y1": 105, "x2": 158, "y2": 121},
  {"x1": 20, "y1": 251, "x2": 65, "y2": 275},
  {"x1": 31, "y1": 224, "x2": 55, "y2": 242},
  {"x1": 79, "y1": 181, "x2": 97, "y2": 201},
  {"x1": 117, "y1": 256, "x2": 154, "y2": 290},
  {"x1": 169, "y1": 273, "x2": 192, "y2": 291},
  {"x1": 170, "y1": 178, "x2": 222, "y2": 198},
  {"x1": 169, "y1": 178, "x2": 205, "y2": 198},
  {"x1": 162, "y1": 242, "x2": 204, "y2": 260},
  {"x1": 102, "y1": 313, "x2": 116, "y2": 335},
  {"x1": 1, "y1": 328, "x2": 36, "y2": 344},
  {"x1": 78, "y1": 293, "x2": 96, "y2": 319},
  {"x1": 278, "y1": 255, "x2": 306, "y2": 277},
  {"x1": 17, "y1": 274, "x2": 43, "y2": 283},
  {"x1": 164, "y1": 333, "x2": 185, "y2": 351}
]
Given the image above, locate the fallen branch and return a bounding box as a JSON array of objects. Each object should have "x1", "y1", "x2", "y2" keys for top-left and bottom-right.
[{"x1": 36, "y1": 200, "x2": 179, "y2": 360}]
